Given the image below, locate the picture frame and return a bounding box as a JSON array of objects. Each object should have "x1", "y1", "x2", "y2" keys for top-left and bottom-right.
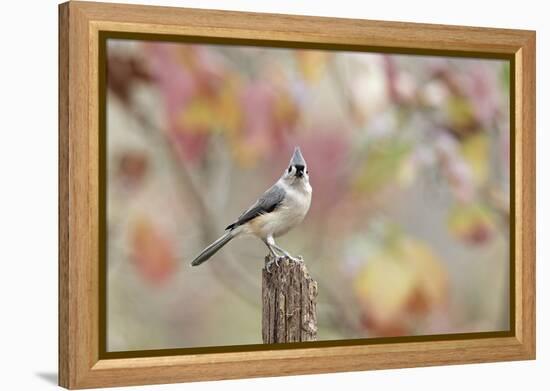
[{"x1": 58, "y1": 1, "x2": 536, "y2": 389}]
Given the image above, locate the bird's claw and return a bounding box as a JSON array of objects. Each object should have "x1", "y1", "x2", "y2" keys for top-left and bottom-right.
[
  {"x1": 288, "y1": 255, "x2": 304, "y2": 264},
  {"x1": 266, "y1": 256, "x2": 284, "y2": 273},
  {"x1": 266, "y1": 254, "x2": 304, "y2": 272}
]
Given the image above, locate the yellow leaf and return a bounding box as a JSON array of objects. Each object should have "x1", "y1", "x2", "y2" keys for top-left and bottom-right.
[
  {"x1": 461, "y1": 133, "x2": 489, "y2": 184},
  {"x1": 296, "y1": 50, "x2": 330, "y2": 83},
  {"x1": 229, "y1": 142, "x2": 263, "y2": 168},
  {"x1": 447, "y1": 96, "x2": 474, "y2": 129},
  {"x1": 179, "y1": 77, "x2": 242, "y2": 135},
  {"x1": 397, "y1": 157, "x2": 416, "y2": 186},
  {"x1": 353, "y1": 141, "x2": 411, "y2": 193},
  {"x1": 216, "y1": 76, "x2": 242, "y2": 134},
  {"x1": 401, "y1": 238, "x2": 447, "y2": 308},
  {"x1": 354, "y1": 253, "x2": 416, "y2": 325},
  {"x1": 354, "y1": 230, "x2": 448, "y2": 328},
  {"x1": 273, "y1": 91, "x2": 298, "y2": 125},
  {"x1": 447, "y1": 203, "x2": 495, "y2": 245},
  {"x1": 179, "y1": 97, "x2": 217, "y2": 133}
]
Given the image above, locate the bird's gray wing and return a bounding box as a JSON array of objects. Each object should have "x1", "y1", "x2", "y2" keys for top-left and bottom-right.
[{"x1": 225, "y1": 184, "x2": 285, "y2": 230}]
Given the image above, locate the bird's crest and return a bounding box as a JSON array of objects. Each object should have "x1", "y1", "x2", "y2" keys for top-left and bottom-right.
[{"x1": 289, "y1": 147, "x2": 306, "y2": 167}]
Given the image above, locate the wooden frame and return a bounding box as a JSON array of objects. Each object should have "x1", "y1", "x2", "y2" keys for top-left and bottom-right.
[{"x1": 59, "y1": 1, "x2": 536, "y2": 389}]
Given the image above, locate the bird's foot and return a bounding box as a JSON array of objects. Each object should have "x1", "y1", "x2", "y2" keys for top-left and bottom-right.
[
  {"x1": 287, "y1": 255, "x2": 304, "y2": 264},
  {"x1": 266, "y1": 255, "x2": 285, "y2": 272}
]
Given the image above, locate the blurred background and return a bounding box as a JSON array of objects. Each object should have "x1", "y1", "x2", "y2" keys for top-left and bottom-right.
[{"x1": 106, "y1": 39, "x2": 510, "y2": 352}]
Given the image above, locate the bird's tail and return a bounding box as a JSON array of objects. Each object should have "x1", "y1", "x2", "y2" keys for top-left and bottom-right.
[{"x1": 190, "y1": 231, "x2": 235, "y2": 266}]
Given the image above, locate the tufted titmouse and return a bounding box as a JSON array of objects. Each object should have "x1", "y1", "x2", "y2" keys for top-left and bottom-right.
[{"x1": 190, "y1": 147, "x2": 312, "y2": 269}]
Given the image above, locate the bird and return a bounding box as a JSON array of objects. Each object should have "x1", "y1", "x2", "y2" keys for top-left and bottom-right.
[{"x1": 190, "y1": 146, "x2": 312, "y2": 270}]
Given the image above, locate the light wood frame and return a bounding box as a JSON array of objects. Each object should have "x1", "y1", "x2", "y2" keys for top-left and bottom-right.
[{"x1": 59, "y1": 1, "x2": 536, "y2": 389}]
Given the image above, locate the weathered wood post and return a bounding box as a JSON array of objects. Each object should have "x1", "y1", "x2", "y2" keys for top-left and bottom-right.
[{"x1": 262, "y1": 255, "x2": 318, "y2": 343}]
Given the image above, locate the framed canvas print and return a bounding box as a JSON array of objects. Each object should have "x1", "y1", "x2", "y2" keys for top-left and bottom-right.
[{"x1": 58, "y1": 1, "x2": 536, "y2": 389}]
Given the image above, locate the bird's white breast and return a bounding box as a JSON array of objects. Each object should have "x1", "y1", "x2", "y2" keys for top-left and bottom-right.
[{"x1": 247, "y1": 181, "x2": 311, "y2": 239}]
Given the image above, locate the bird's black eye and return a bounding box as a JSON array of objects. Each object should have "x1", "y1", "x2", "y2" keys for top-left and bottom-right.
[{"x1": 287, "y1": 167, "x2": 292, "y2": 173}]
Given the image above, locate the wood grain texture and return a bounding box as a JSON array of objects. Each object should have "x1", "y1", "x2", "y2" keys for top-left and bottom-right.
[
  {"x1": 262, "y1": 257, "x2": 318, "y2": 343},
  {"x1": 58, "y1": 3, "x2": 70, "y2": 387},
  {"x1": 58, "y1": 1, "x2": 536, "y2": 388},
  {"x1": 59, "y1": 1, "x2": 98, "y2": 388},
  {"x1": 515, "y1": 34, "x2": 536, "y2": 355}
]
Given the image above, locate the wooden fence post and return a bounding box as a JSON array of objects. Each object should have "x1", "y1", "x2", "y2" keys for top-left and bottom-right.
[{"x1": 262, "y1": 255, "x2": 318, "y2": 343}]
